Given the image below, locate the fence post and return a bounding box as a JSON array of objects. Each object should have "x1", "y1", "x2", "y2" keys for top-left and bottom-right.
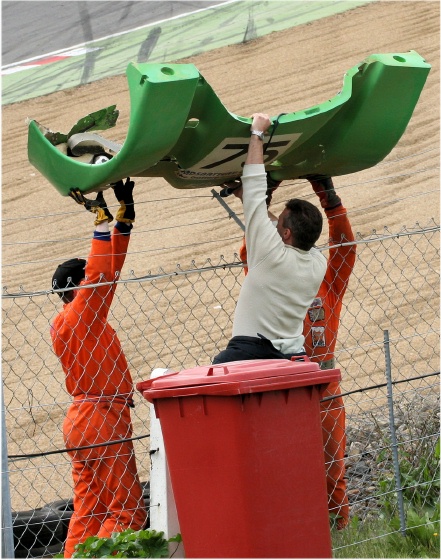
[
  {"x1": 1, "y1": 380, "x2": 15, "y2": 558},
  {"x1": 383, "y1": 329, "x2": 407, "y2": 535},
  {"x1": 211, "y1": 189, "x2": 245, "y2": 231},
  {"x1": 148, "y1": 368, "x2": 184, "y2": 558}
]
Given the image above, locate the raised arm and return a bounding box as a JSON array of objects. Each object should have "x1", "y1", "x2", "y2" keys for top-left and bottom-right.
[
  {"x1": 65, "y1": 189, "x2": 115, "y2": 326},
  {"x1": 111, "y1": 177, "x2": 136, "y2": 281},
  {"x1": 309, "y1": 177, "x2": 356, "y2": 297},
  {"x1": 246, "y1": 113, "x2": 272, "y2": 164}
]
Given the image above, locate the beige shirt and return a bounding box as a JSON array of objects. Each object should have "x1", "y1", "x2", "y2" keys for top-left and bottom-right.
[{"x1": 232, "y1": 164, "x2": 327, "y2": 354}]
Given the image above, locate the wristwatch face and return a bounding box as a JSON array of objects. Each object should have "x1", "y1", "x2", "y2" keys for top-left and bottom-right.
[{"x1": 251, "y1": 130, "x2": 264, "y2": 140}]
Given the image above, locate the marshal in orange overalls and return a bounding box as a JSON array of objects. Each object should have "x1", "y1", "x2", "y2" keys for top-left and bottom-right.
[{"x1": 51, "y1": 224, "x2": 147, "y2": 556}]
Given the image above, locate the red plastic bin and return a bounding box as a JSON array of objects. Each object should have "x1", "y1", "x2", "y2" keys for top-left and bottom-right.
[{"x1": 137, "y1": 358, "x2": 340, "y2": 558}]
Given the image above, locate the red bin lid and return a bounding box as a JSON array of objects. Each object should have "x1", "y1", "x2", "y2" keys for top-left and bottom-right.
[{"x1": 137, "y1": 358, "x2": 341, "y2": 401}]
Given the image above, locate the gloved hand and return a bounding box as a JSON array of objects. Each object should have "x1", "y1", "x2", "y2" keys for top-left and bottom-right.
[
  {"x1": 219, "y1": 178, "x2": 242, "y2": 198},
  {"x1": 308, "y1": 175, "x2": 342, "y2": 210},
  {"x1": 112, "y1": 177, "x2": 135, "y2": 223},
  {"x1": 69, "y1": 190, "x2": 114, "y2": 225}
]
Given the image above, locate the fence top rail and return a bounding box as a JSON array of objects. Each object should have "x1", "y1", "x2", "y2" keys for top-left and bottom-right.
[
  {"x1": 352, "y1": 223, "x2": 440, "y2": 245},
  {"x1": 2, "y1": 223, "x2": 439, "y2": 298},
  {"x1": 1, "y1": 259, "x2": 247, "y2": 299}
]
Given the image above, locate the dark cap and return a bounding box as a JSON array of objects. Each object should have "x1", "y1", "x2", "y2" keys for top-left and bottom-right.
[{"x1": 52, "y1": 258, "x2": 86, "y2": 300}]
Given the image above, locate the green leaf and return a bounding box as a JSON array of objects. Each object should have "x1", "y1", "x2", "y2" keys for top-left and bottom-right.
[
  {"x1": 168, "y1": 534, "x2": 182, "y2": 543},
  {"x1": 71, "y1": 528, "x2": 180, "y2": 558}
]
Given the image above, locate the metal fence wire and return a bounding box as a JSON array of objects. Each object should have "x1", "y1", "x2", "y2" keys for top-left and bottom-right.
[{"x1": 2, "y1": 222, "x2": 440, "y2": 557}]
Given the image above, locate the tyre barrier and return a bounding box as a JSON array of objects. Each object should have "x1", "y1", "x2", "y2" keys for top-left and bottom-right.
[
  {"x1": 42, "y1": 498, "x2": 74, "y2": 543},
  {"x1": 12, "y1": 507, "x2": 65, "y2": 556},
  {"x1": 15, "y1": 542, "x2": 64, "y2": 559},
  {"x1": 12, "y1": 482, "x2": 150, "y2": 557},
  {"x1": 141, "y1": 480, "x2": 150, "y2": 528}
]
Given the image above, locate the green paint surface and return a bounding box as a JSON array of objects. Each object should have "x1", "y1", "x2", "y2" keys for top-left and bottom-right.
[{"x1": 28, "y1": 52, "x2": 430, "y2": 194}]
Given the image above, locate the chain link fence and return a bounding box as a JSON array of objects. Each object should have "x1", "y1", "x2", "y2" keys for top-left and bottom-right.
[{"x1": 2, "y1": 222, "x2": 440, "y2": 557}]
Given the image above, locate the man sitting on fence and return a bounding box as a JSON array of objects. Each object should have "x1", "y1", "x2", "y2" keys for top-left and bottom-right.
[
  {"x1": 50, "y1": 179, "x2": 147, "y2": 557},
  {"x1": 212, "y1": 112, "x2": 327, "y2": 363}
]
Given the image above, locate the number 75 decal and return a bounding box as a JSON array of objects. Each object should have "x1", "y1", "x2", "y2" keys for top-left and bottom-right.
[{"x1": 187, "y1": 133, "x2": 301, "y2": 173}]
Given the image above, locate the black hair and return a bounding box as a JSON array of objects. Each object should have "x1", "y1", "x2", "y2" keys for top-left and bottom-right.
[
  {"x1": 52, "y1": 258, "x2": 86, "y2": 303},
  {"x1": 283, "y1": 199, "x2": 323, "y2": 250}
]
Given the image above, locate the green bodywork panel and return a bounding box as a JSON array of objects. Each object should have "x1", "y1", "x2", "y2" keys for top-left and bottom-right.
[{"x1": 27, "y1": 51, "x2": 430, "y2": 196}]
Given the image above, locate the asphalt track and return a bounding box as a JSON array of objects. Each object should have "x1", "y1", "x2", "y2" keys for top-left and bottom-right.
[
  {"x1": 2, "y1": 0, "x2": 371, "y2": 105},
  {"x1": 2, "y1": 1, "x2": 227, "y2": 65}
]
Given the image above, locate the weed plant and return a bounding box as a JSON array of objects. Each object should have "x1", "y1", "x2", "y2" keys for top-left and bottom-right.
[{"x1": 333, "y1": 416, "x2": 439, "y2": 558}]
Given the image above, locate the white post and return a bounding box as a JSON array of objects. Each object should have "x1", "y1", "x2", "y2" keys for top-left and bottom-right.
[{"x1": 149, "y1": 369, "x2": 184, "y2": 558}]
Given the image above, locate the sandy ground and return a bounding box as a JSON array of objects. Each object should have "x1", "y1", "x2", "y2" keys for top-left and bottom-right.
[
  {"x1": 2, "y1": 1, "x2": 439, "y2": 290},
  {"x1": 2, "y1": 1, "x2": 439, "y2": 511}
]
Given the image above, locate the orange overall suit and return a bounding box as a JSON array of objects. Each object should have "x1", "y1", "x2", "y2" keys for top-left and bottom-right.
[
  {"x1": 239, "y1": 203, "x2": 356, "y2": 529},
  {"x1": 302, "y1": 204, "x2": 356, "y2": 528},
  {"x1": 51, "y1": 224, "x2": 147, "y2": 556}
]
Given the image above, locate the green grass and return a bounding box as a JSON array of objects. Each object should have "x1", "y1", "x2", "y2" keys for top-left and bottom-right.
[{"x1": 332, "y1": 513, "x2": 440, "y2": 558}]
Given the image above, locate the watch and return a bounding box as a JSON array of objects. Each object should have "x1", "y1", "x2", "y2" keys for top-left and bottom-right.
[{"x1": 250, "y1": 130, "x2": 265, "y2": 141}]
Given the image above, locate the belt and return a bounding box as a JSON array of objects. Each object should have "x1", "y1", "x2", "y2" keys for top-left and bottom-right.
[
  {"x1": 231, "y1": 335, "x2": 270, "y2": 344},
  {"x1": 73, "y1": 394, "x2": 135, "y2": 408},
  {"x1": 230, "y1": 335, "x2": 306, "y2": 360}
]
